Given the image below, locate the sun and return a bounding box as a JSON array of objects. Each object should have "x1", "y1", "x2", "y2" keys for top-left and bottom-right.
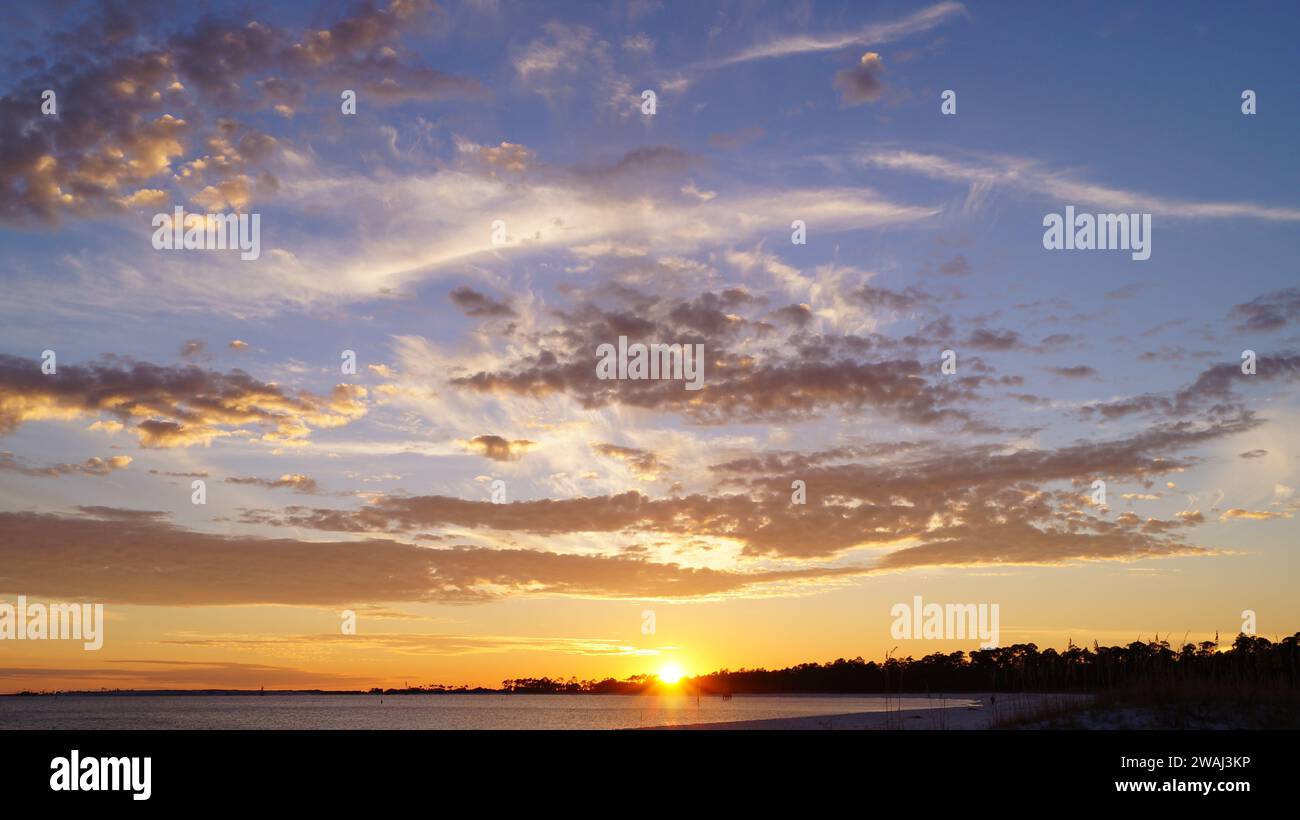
[{"x1": 658, "y1": 663, "x2": 685, "y2": 685}]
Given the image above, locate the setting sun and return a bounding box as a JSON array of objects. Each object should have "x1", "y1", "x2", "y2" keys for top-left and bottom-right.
[{"x1": 658, "y1": 664, "x2": 685, "y2": 685}]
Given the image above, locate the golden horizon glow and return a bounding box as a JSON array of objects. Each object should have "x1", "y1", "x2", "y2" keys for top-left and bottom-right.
[{"x1": 657, "y1": 663, "x2": 685, "y2": 685}]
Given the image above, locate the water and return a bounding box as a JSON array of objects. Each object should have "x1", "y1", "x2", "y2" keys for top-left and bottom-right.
[{"x1": 0, "y1": 693, "x2": 978, "y2": 730}]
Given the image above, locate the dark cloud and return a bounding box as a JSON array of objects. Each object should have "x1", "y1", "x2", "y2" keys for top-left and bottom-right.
[
  {"x1": 0, "y1": 0, "x2": 482, "y2": 223},
  {"x1": 1081, "y1": 353, "x2": 1300, "y2": 420},
  {"x1": 0, "y1": 509, "x2": 863, "y2": 605},
  {"x1": 834, "y1": 52, "x2": 885, "y2": 105},
  {"x1": 449, "y1": 286, "x2": 516, "y2": 318},
  {"x1": 1047, "y1": 365, "x2": 1098, "y2": 379},
  {"x1": 226, "y1": 473, "x2": 321, "y2": 494},
  {"x1": 1039, "y1": 333, "x2": 1076, "y2": 348},
  {"x1": 464, "y1": 434, "x2": 534, "y2": 461},
  {"x1": 593, "y1": 443, "x2": 668, "y2": 479},
  {"x1": 937, "y1": 255, "x2": 972, "y2": 276},
  {"x1": 874, "y1": 512, "x2": 1207, "y2": 571},
  {"x1": 0, "y1": 354, "x2": 367, "y2": 446},
  {"x1": 708, "y1": 124, "x2": 764, "y2": 150},
  {"x1": 454, "y1": 351, "x2": 981, "y2": 426},
  {"x1": 0, "y1": 452, "x2": 131, "y2": 478},
  {"x1": 851, "y1": 284, "x2": 931, "y2": 312},
  {"x1": 769, "y1": 304, "x2": 814, "y2": 327},
  {"x1": 239, "y1": 415, "x2": 1242, "y2": 562},
  {"x1": 448, "y1": 292, "x2": 990, "y2": 426},
  {"x1": 964, "y1": 328, "x2": 1022, "y2": 351},
  {"x1": 1105, "y1": 283, "x2": 1144, "y2": 301},
  {"x1": 1230, "y1": 288, "x2": 1300, "y2": 333},
  {"x1": 570, "y1": 146, "x2": 694, "y2": 194}
]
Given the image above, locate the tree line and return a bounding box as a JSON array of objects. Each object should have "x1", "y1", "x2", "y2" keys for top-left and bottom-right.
[{"x1": 486, "y1": 633, "x2": 1300, "y2": 695}]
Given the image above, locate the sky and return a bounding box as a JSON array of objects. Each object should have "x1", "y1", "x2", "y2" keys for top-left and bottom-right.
[{"x1": 1, "y1": 0, "x2": 1298, "y2": 692}]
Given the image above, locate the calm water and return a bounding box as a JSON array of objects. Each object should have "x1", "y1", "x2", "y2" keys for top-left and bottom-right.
[{"x1": 0, "y1": 693, "x2": 977, "y2": 730}]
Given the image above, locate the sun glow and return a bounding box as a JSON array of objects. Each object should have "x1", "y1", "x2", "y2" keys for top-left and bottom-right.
[{"x1": 658, "y1": 663, "x2": 685, "y2": 685}]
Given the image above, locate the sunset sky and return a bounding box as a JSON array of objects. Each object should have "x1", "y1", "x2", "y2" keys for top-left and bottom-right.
[{"x1": 1, "y1": 0, "x2": 1298, "y2": 692}]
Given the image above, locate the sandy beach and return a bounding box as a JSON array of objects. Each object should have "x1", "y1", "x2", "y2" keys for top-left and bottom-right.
[{"x1": 658, "y1": 694, "x2": 1094, "y2": 730}]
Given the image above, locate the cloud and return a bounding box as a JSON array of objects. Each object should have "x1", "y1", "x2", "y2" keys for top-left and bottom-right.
[
  {"x1": 434, "y1": 284, "x2": 990, "y2": 426},
  {"x1": 134, "y1": 418, "x2": 230, "y2": 448},
  {"x1": 238, "y1": 412, "x2": 1241, "y2": 564},
  {"x1": 218, "y1": 146, "x2": 936, "y2": 312},
  {"x1": 936, "y1": 255, "x2": 972, "y2": 276},
  {"x1": 18, "y1": 140, "x2": 937, "y2": 318},
  {"x1": 860, "y1": 149, "x2": 1300, "y2": 222},
  {"x1": 873, "y1": 514, "x2": 1207, "y2": 571},
  {"x1": 514, "y1": 22, "x2": 600, "y2": 78},
  {"x1": 456, "y1": 139, "x2": 535, "y2": 175},
  {"x1": 708, "y1": 125, "x2": 765, "y2": 150},
  {"x1": 593, "y1": 443, "x2": 668, "y2": 480},
  {"x1": 621, "y1": 33, "x2": 655, "y2": 55},
  {"x1": 169, "y1": 1, "x2": 482, "y2": 106},
  {"x1": 155, "y1": 631, "x2": 659, "y2": 658},
  {"x1": 1080, "y1": 353, "x2": 1300, "y2": 420},
  {"x1": 149, "y1": 469, "x2": 209, "y2": 478},
  {"x1": 1047, "y1": 365, "x2": 1098, "y2": 379},
  {"x1": 0, "y1": 452, "x2": 131, "y2": 478},
  {"x1": 1230, "y1": 288, "x2": 1300, "y2": 332},
  {"x1": 0, "y1": 0, "x2": 480, "y2": 223},
  {"x1": 453, "y1": 344, "x2": 977, "y2": 426},
  {"x1": 226, "y1": 473, "x2": 321, "y2": 494},
  {"x1": 715, "y1": 2, "x2": 965, "y2": 66},
  {"x1": 834, "y1": 52, "x2": 886, "y2": 105},
  {"x1": 511, "y1": 22, "x2": 633, "y2": 114},
  {"x1": 0, "y1": 354, "x2": 367, "y2": 447},
  {"x1": 463, "y1": 434, "x2": 534, "y2": 462},
  {"x1": 851, "y1": 283, "x2": 930, "y2": 312},
  {"x1": 770, "y1": 303, "x2": 814, "y2": 327},
  {"x1": 1105, "y1": 283, "x2": 1144, "y2": 301},
  {"x1": 449, "y1": 286, "x2": 516, "y2": 318},
  {"x1": 0, "y1": 509, "x2": 865, "y2": 605},
  {"x1": 0, "y1": 660, "x2": 371, "y2": 690},
  {"x1": 964, "y1": 328, "x2": 1022, "y2": 351},
  {"x1": 1220, "y1": 508, "x2": 1291, "y2": 522}
]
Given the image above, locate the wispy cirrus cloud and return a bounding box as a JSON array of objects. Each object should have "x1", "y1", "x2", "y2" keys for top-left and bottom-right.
[
  {"x1": 859, "y1": 149, "x2": 1300, "y2": 222},
  {"x1": 712, "y1": 1, "x2": 967, "y2": 67}
]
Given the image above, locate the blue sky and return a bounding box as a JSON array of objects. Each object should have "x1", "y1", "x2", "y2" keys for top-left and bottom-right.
[{"x1": 0, "y1": 0, "x2": 1297, "y2": 689}]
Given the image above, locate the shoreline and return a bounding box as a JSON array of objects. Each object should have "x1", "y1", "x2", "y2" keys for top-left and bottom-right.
[{"x1": 655, "y1": 694, "x2": 1094, "y2": 730}]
